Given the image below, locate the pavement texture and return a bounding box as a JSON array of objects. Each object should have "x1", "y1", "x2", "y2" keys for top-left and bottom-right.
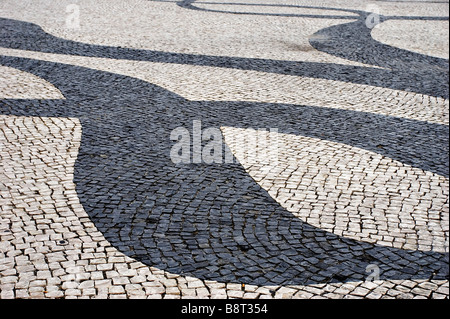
[{"x1": 0, "y1": 0, "x2": 449, "y2": 299}]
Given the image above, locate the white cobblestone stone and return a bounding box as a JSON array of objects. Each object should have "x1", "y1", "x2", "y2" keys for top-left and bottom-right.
[{"x1": 0, "y1": 0, "x2": 448, "y2": 299}]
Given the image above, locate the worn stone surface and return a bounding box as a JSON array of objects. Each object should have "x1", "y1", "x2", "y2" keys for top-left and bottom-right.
[{"x1": 0, "y1": 0, "x2": 448, "y2": 299}]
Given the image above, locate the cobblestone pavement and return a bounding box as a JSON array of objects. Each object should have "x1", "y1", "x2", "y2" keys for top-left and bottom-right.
[{"x1": 0, "y1": 0, "x2": 449, "y2": 299}]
